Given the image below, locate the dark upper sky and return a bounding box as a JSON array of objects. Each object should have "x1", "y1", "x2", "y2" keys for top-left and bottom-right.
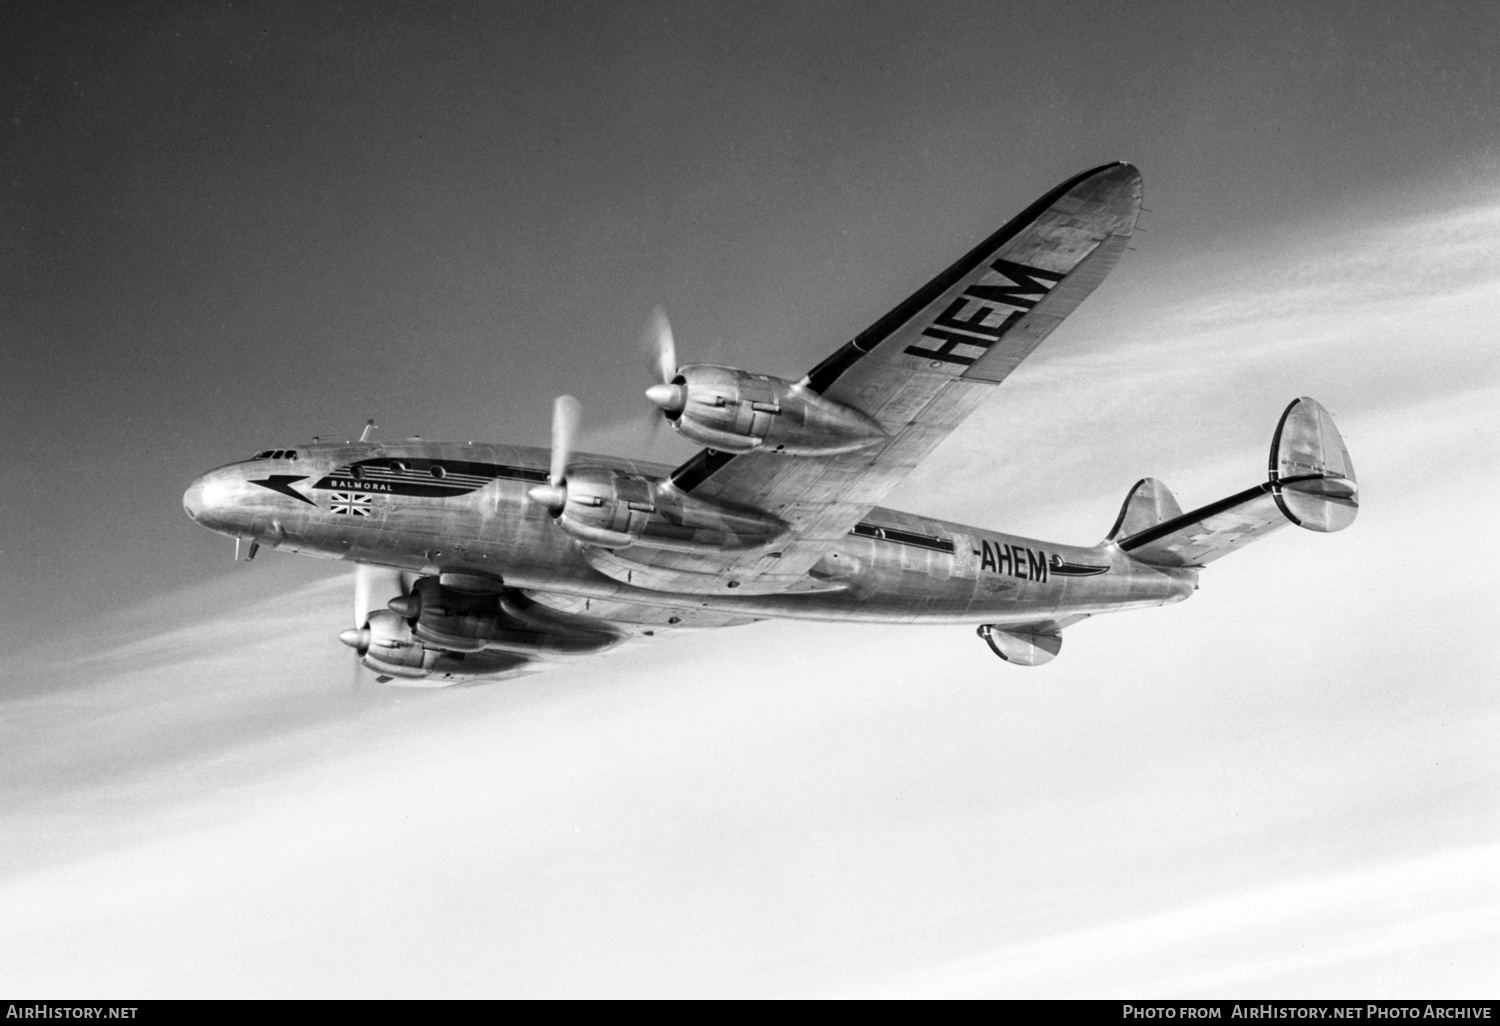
[{"x1": 2, "y1": 0, "x2": 1497, "y2": 650}]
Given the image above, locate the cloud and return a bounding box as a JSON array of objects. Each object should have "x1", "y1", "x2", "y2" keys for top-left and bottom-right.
[{"x1": 883, "y1": 844, "x2": 1500, "y2": 998}]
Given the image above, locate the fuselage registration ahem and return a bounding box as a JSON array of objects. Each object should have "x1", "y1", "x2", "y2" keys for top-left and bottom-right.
[{"x1": 972, "y1": 539, "x2": 1111, "y2": 582}]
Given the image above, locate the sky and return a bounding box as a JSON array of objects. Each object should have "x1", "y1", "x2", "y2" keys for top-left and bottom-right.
[{"x1": 2, "y1": 0, "x2": 1498, "y2": 998}]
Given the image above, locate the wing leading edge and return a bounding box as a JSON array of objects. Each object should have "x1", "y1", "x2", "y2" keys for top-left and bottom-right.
[{"x1": 619, "y1": 163, "x2": 1144, "y2": 590}]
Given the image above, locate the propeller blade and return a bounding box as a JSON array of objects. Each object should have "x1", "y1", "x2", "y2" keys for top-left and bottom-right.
[
  {"x1": 346, "y1": 570, "x2": 416, "y2": 692},
  {"x1": 353, "y1": 562, "x2": 379, "y2": 628},
  {"x1": 637, "y1": 405, "x2": 667, "y2": 458},
  {"x1": 644, "y1": 306, "x2": 677, "y2": 386},
  {"x1": 528, "y1": 395, "x2": 580, "y2": 511},
  {"x1": 641, "y1": 308, "x2": 686, "y2": 414},
  {"x1": 549, "y1": 394, "x2": 581, "y2": 487},
  {"x1": 346, "y1": 562, "x2": 407, "y2": 646}
]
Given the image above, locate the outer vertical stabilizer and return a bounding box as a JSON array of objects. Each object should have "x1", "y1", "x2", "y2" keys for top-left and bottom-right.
[
  {"x1": 1270, "y1": 397, "x2": 1358, "y2": 532},
  {"x1": 1106, "y1": 477, "x2": 1183, "y2": 542}
]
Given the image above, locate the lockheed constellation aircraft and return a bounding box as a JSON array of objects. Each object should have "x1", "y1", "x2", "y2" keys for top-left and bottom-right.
[{"x1": 183, "y1": 163, "x2": 1358, "y2": 685}]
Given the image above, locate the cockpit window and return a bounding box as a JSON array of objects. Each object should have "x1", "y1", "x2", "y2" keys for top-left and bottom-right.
[
  {"x1": 249, "y1": 449, "x2": 298, "y2": 461},
  {"x1": 252, "y1": 450, "x2": 275, "y2": 460}
]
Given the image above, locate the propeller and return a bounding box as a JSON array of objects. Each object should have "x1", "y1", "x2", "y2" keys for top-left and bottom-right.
[
  {"x1": 340, "y1": 563, "x2": 413, "y2": 686},
  {"x1": 642, "y1": 307, "x2": 686, "y2": 416},
  {"x1": 526, "y1": 394, "x2": 581, "y2": 513}
]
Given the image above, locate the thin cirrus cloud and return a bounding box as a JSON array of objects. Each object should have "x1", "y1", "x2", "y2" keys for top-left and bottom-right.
[
  {"x1": 883, "y1": 844, "x2": 1500, "y2": 998},
  {"x1": 0, "y1": 171, "x2": 1496, "y2": 997}
]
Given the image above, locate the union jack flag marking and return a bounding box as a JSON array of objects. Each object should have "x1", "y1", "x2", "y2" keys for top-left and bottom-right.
[{"x1": 330, "y1": 492, "x2": 373, "y2": 516}]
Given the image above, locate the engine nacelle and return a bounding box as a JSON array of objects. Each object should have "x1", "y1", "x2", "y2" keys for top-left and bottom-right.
[
  {"x1": 403, "y1": 576, "x2": 499, "y2": 652},
  {"x1": 355, "y1": 609, "x2": 439, "y2": 678},
  {"x1": 343, "y1": 599, "x2": 560, "y2": 684},
  {"x1": 389, "y1": 577, "x2": 623, "y2": 658},
  {"x1": 555, "y1": 467, "x2": 657, "y2": 548},
  {"x1": 655, "y1": 365, "x2": 886, "y2": 456},
  {"x1": 549, "y1": 467, "x2": 785, "y2": 552}
]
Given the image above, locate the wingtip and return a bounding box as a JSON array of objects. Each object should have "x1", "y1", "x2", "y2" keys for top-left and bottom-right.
[
  {"x1": 1081, "y1": 159, "x2": 1141, "y2": 179},
  {"x1": 1095, "y1": 160, "x2": 1144, "y2": 188},
  {"x1": 1058, "y1": 162, "x2": 1143, "y2": 232}
]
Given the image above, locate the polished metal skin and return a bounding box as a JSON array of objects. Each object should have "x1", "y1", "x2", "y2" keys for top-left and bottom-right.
[
  {"x1": 183, "y1": 164, "x2": 1359, "y2": 684},
  {"x1": 647, "y1": 364, "x2": 889, "y2": 455}
]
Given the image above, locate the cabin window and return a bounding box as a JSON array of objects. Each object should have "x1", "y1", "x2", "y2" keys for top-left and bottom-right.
[
  {"x1": 390, "y1": 461, "x2": 407, "y2": 473},
  {"x1": 430, "y1": 465, "x2": 447, "y2": 479}
]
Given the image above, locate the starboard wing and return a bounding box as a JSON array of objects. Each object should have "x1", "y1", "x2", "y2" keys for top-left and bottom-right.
[
  {"x1": 435, "y1": 588, "x2": 763, "y2": 684},
  {"x1": 518, "y1": 589, "x2": 763, "y2": 630}
]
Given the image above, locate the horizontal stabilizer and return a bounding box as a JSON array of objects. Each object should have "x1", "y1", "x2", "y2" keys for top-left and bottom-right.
[{"x1": 1119, "y1": 398, "x2": 1358, "y2": 568}]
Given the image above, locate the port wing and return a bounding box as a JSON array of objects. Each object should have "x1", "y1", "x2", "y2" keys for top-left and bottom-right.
[{"x1": 631, "y1": 163, "x2": 1143, "y2": 591}]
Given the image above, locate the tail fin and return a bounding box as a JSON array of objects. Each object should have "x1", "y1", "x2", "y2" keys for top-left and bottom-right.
[
  {"x1": 1106, "y1": 477, "x2": 1184, "y2": 542},
  {"x1": 1268, "y1": 395, "x2": 1358, "y2": 532},
  {"x1": 1117, "y1": 397, "x2": 1358, "y2": 568}
]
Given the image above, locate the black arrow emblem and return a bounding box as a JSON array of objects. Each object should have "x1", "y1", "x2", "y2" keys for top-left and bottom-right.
[
  {"x1": 1048, "y1": 555, "x2": 1109, "y2": 577},
  {"x1": 251, "y1": 475, "x2": 316, "y2": 506}
]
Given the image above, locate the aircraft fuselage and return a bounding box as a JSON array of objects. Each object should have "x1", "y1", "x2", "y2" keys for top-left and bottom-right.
[{"x1": 184, "y1": 441, "x2": 1195, "y2": 627}]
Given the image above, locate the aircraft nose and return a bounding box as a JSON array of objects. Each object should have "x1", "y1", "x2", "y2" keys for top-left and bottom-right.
[
  {"x1": 183, "y1": 468, "x2": 246, "y2": 531},
  {"x1": 183, "y1": 478, "x2": 206, "y2": 521}
]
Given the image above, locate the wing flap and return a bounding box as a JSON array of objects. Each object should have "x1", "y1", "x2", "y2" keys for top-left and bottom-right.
[
  {"x1": 580, "y1": 544, "x2": 848, "y2": 595},
  {"x1": 520, "y1": 589, "x2": 762, "y2": 629}
]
